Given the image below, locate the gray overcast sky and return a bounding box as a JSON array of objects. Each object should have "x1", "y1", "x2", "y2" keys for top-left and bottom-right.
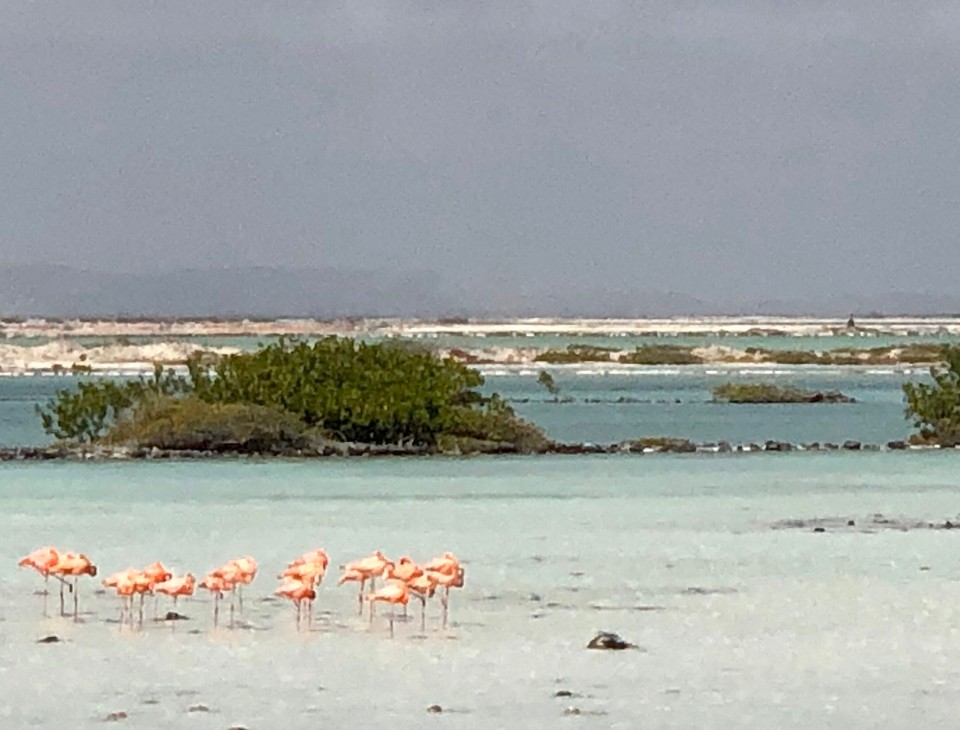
[{"x1": 2, "y1": 1, "x2": 959, "y2": 311}]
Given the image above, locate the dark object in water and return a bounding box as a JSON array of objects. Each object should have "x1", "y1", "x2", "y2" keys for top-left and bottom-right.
[
  {"x1": 564, "y1": 707, "x2": 582, "y2": 715},
  {"x1": 555, "y1": 690, "x2": 574, "y2": 698},
  {"x1": 426, "y1": 704, "x2": 443, "y2": 714},
  {"x1": 104, "y1": 711, "x2": 128, "y2": 721},
  {"x1": 36, "y1": 635, "x2": 61, "y2": 644},
  {"x1": 586, "y1": 631, "x2": 636, "y2": 650},
  {"x1": 813, "y1": 527, "x2": 826, "y2": 533},
  {"x1": 163, "y1": 611, "x2": 188, "y2": 621},
  {"x1": 187, "y1": 704, "x2": 210, "y2": 713}
]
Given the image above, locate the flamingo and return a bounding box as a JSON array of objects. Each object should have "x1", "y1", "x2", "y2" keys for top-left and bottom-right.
[
  {"x1": 423, "y1": 552, "x2": 460, "y2": 577},
  {"x1": 102, "y1": 569, "x2": 139, "y2": 629},
  {"x1": 199, "y1": 573, "x2": 235, "y2": 628},
  {"x1": 154, "y1": 573, "x2": 196, "y2": 614},
  {"x1": 425, "y1": 566, "x2": 465, "y2": 629},
  {"x1": 18, "y1": 546, "x2": 61, "y2": 616},
  {"x1": 230, "y1": 557, "x2": 258, "y2": 613},
  {"x1": 140, "y1": 562, "x2": 172, "y2": 619},
  {"x1": 365, "y1": 579, "x2": 410, "y2": 638},
  {"x1": 338, "y1": 551, "x2": 391, "y2": 615},
  {"x1": 49, "y1": 552, "x2": 97, "y2": 620},
  {"x1": 275, "y1": 577, "x2": 316, "y2": 630},
  {"x1": 384, "y1": 557, "x2": 424, "y2": 618},
  {"x1": 406, "y1": 572, "x2": 439, "y2": 632}
]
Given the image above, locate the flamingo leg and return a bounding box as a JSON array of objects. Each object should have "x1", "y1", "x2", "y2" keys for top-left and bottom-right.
[
  {"x1": 238, "y1": 584, "x2": 244, "y2": 614},
  {"x1": 138, "y1": 593, "x2": 145, "y2": 629},
  {"x1": 442, "y1": 587, "x2": 450, "y2": 630},
  {"x1": 73, "y1": 577, "x2": 79, "y2": 621},
  {"x1": 229, "y1": 592, "x2": 235, "y2": 629},
  {"x1": 388, "y1": 610, "x2": 395, "y2": 639},
  {"x1": 357, "y1": 578, "x2": 365, "y2": 615},
  {"x1": 419, "y1": 595, "x2": 426, "y2": 632},
  {"x1": 59, "y1": 579, "x2": 65, "y2": 617},
  {"x1": 213, "y1": 592, "x2": 220, "y2": 628},
  {"x1": 42, "y1": 574, "x2": 49, "y2": 617}
]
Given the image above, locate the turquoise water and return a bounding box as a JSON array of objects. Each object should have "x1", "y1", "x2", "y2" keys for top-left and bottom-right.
[
  {"x1": 3, "y1": 455, "x2": 960, "y2": 728},
  {"x1": 1, "y1": 356, "x2": 957, "y2": 728},
  {"x1": 0, "y1": 366, "x2": 925, "y2": 447}
]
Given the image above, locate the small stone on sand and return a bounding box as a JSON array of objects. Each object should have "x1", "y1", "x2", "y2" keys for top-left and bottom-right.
[
  {"x1": 104, "y1": 711, "x2": 128, "y2": 722},
  {"x1": 426, "y1": 704, "x2": 443, "y2": 714},
  {"x1": 36, "y1": 635, "x2": 61, "y2": 644}
]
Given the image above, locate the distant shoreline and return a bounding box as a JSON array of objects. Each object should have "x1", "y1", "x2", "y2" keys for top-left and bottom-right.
[
  {"x1": 0, "y1": 316, "x2": 957, "y2": 374},
  {"x1": 3, "y1": 315, "x2": 960, "y2": 339}
]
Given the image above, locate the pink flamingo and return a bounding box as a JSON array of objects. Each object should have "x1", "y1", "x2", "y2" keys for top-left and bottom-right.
[
  {"x1": 276, "y1": 577, "x2": 317, "y2": 630},
  {"x1": 338, "y1": 551, "x2": 391, "y2": 615},
  {"x1": 49, "y1": 552, "x2": 98, "y2": 621},
  {"x1": 18, "y1": 546, "x2": 61, "y2": 616},
  {"x1": 366, "y1": 579, "x2": 410, "y2": 638}
]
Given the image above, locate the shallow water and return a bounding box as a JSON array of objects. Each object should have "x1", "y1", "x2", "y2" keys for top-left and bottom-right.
[
  {"x1": 0, "y1": 366, "x2": 926, "y2": 447},
  {"x1": 3, "y1": 455, "x2": 960, "y2": 728}
]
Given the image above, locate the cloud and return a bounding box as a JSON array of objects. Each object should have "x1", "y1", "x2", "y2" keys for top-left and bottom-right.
[{"x1": 1, "y1": 2, "x2": 958, "y2": 312}]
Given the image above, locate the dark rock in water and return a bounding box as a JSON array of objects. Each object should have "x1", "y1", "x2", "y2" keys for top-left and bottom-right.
[
  {"x1": 717, "y1": 441, "x2": 732, "y2": 453},
  {"x1": 823, "y1": 443, "x2": 839, "y2": 450},
  {"x1": 813, "y1": 527, "x2": 826, "y2": 533},
  {"x1": 887, "y1": 440, "x2": 908, "y2": 450},
  {"x1": 426, "y1": 704, "x2": 443, "y2": 714},
  {"x1": 764, "y1": 440, "x2": 793, "y2": 452},
  {"x1": 842, "y1": 440, "x2": 862, "y2": 451},
  {"x1": 187, "y1": 704, "x2": 210, "y2": 713},
  {"x1": 163, "y1": 611, "x2": 188, "y2": 621},
  {"x1": 36, "y1": 635, "x2": 61, "y2": 644},
  {"x1": 528, "y1": 593, "x2": 542, "y2": 602},
  {"x1": 564, "y1": 707, "x2": 582, "y2": 716},
  {"x1": 847, "y1": 520, "x2": 855, "y2": 527},
  {"x1": 555, "y1": 690, "x2": 574, "y2": 698},
  {"x1": 104, "y1": 711, "x2": 128, "y2": 722},
  {"x1": 587, "y1": 631, "x2": 636, "y2": 650}
]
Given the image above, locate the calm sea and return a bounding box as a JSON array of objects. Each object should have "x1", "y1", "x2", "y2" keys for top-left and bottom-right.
[{"x1": 1, "y1": 344, "x2": 957, "y2": 728}]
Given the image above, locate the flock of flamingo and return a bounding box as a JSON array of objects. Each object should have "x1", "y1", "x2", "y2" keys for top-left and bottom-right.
[{"x1": 16, "y1": 546, "x2": 465, "y2": 638}]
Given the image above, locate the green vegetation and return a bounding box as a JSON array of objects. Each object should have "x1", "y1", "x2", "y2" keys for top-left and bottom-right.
[
  {"x1": 751, "y1": 344, "x2": 944, "y2": 366},
  {"x1": 903, "y1": 346, "x2": 960, "y2": 446},
  {"x1": 37, "y1": 338, "x2": 549, "y2": 454},
  {"x1": 103, "y1": 398, "x2": 318, "y2": 452},
  {"x1": 712, "y1": 383, "x2": 854, "y2": 404},
  {"x1": 37, "y1": 365, "x2": 189, "y2": 442},
  {"x1": 529, "y1": 342, "x2": 947, "y2": 367},
  {"x1": 537, "y1": 370, "x2": 560, "y2": 398},
  {"x1": 534, "y1": 344, "x2": 616, "y2": 364},
  {"x1": 617, "y1": 345, "x2": 704, "y2": 365}
]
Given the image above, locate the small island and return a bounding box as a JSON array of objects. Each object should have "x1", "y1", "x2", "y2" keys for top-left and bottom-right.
[
  {"x1": 36, "y1": 337, "x2": 551, "y2": 456},
  {"x1": 711, "y1": 383, "x2": 856, "y2": 404}
]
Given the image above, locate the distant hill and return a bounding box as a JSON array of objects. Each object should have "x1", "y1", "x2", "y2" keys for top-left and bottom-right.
[
  {"x1": 0, "y1": 264, "x2": 957, "y2": 318},
  {"x1": 0, "y1": 265, "x2": 453, "y2": 318}
]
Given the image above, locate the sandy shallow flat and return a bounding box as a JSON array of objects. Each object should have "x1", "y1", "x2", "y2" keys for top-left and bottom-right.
[{"x1": 2, "y1": 455, "x2": 960, "y2": 728}]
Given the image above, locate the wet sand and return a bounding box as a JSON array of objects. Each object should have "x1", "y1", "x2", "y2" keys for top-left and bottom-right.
[{"x1": 2, "y1": 455, "x2": 960, "y2": 728}]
